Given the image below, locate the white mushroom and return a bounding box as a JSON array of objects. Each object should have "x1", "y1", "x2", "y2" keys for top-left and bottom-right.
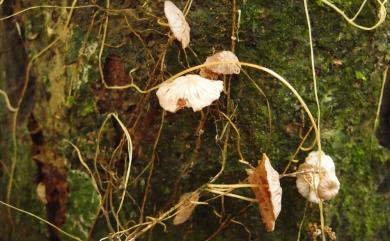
[
  {"x1": 296, "y1": 151, "x2": 340, "y2": 203},
  {"x1": 247, "y1": 154, "x2": 282, "y2": 232},
  {"x1": 156, "y1": 74, "x2": 223, "y2": 113},
  {"x1": 164, "y1": 1, "x2": 190, "y2": 48},
  {"x1": 200, "y1": 51, "x2": 241, "y2": 77},
  {"x1": 317, "y1": 172, "x2": 340, "y2": 201},
  {"x1": 173, "y1": 192, "x2": 200, "y2": 225},
  {"x1": 305, "y1": 151, "x2": 336, "y2": 173},
  {"x1": 296, "y1": 162, "x2": 321, "y2": 203}
]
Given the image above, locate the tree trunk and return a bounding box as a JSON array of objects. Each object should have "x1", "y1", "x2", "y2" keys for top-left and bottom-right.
[{"x1": 0, "y1": 1, "x2": 389, "y2": 241}]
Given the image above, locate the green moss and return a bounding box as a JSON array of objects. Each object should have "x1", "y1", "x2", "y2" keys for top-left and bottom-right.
[{"x1": 62, "y1": 170, "x2": 100, "y2": 241}]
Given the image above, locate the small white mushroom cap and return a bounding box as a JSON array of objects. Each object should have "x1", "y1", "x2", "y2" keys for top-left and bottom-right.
[
  {"x1": 305, "y1": 151, "x2": 335, "y2": 173},
  {"x1": 296, "y1": 151, "x2": 340, "y2": 203},
  {"x1": 201, "y1": 51, "x2": 241, "y2": 76},
  {"x1": 156, "y1": 74, "x2": 223, "y2": 113},
  {"x1": 164, "y1": 1, "x2": 190, "y2": 48}
]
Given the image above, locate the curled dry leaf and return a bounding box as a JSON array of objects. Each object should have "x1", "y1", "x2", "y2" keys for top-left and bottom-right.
[
  {"x1": 164, "y1": 1, "x2": 190, "y2": 48},
  {"x1": 173, "y1": 192, "x2": 200, "y2": 225},
  {"x1": 200, "y1": 51, "x2": 241, "y2": 77},
  {"x1": 156, "y1": 74, "x2": 223, "y2": 113},
  {"x1": 247, "y1": 154, "x2": 282, "y2": 232},
  {"x1": 296, "y1": 151, "x2": 340, "y2": 203}
]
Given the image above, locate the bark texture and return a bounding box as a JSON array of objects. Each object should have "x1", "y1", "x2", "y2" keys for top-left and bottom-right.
[{"x1": 0, "y1": 1, "x2": 389, "y2": 241}]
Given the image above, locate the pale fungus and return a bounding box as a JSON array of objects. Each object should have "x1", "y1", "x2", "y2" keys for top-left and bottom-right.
[
  {"x1": 317, "y1": 171, "x2": 340, "y2": 201},
  {"x1": 200, "y1": 51, "x2": 241, "y2": 77},
  {"x1": 296, "y1": 151, "x2": 340, "y2": 203},
  {"x1": 173, "y1": 192, "x2": 200, "y2": 225},
  {"x1": 156, "y1": 74, "x2": 223, "y2": 113},
  {"x1": 164, "y1": 1, "x2": 190, "y2": 49},
  {"x1": 247, "y1": 154, "x2": 282, "y2": 232},
  {"x1": 36, "y1": 182, "x2": 47, "y2": 204}
]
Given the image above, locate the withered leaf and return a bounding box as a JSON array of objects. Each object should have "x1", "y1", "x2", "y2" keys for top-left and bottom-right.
[{"x1": 173, "y1": 192, "x2": 200, "y2": 225}]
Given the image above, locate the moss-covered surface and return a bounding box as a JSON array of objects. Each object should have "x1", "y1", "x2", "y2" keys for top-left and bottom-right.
[{"x1": 0, "y1": 0, "x2": 389, "y2": 241}]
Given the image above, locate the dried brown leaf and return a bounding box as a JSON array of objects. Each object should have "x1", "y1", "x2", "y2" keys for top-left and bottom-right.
[
  {"x1": 173, "y1": 192, "x2": 200, "y2": 225},
  {"x1": 36, "y1": 182, "x2": 47, "y2": 204}
]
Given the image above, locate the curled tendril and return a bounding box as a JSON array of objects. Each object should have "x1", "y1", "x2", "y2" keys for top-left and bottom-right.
[{"x1": 321, "y1": 0, "x2": 388, "y2": 31}]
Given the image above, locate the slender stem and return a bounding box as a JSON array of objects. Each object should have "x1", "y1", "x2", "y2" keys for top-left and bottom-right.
[
  {"x1": 208, "y1": 183, "x2": 258, "y2": 188},
  {"x1": 373, "y1": 67, "x2": 388, "y2": 132},
  {"x1": 98, "y1": 0, "x2": 110, "y2": 88},
  {"x1": 111, "y1": 114, "x2": 133, "y2": 222},
  {"x1": 352, "y1": 0, "x2": 369, "y2": 21},
  {"x1": 0, "y1": 4, "x2": 96, "y2": 21},
  {"x1": 320, "y1": 0, "x2": 387, "y2": 31},
  {"x1": 296, "y1": 201, "x2": 309, "y2": 241},
  {"x1": 303, "y1": 2, "x2": 325, "y2": 240},
  {"x1": 282, "y1": 126, "x2": 314, "y2": 175},
  {"x1": 0, "y1": 201, "x2": 82, "y2": 241},
  {"x1": 0, "y1": 89, "x2": 17, "y2": 112},
  {"x1": 303, "y1": 0, "x2": 321, "y2": 153},
  {"x1": 242, "y1": 70, "x2": 273, "y2": 140},
  {"x1": 218, "y1": 111, "x2": 245, "y2": 163},
  {"x1": 139, "y1": 112, "x2": 165, "y2": 223},
  {"x1": 205, "y1": 189, "x2": 257, "y2": 203}
]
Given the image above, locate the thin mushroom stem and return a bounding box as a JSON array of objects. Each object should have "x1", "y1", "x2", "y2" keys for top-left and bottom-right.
[
  {"x1": 205, "y1": 189, "x2": 258, "y2": 203},
  {"x1": 218, "y1": 111, "x2": 246, "y2": 164},
  {"x1": 351, "y1": 0, "x2": 369, "y2": 21},
  {"x1": 0, "y1": 201, "x2": 82, "y2": 241},
  {"x1": 320, "y1": 0, "x2": 387, "y2": 31},
  {"x1": 208, "y1": 183, "x2": 258, "y2": 189},
  {"x1": 0, "y1": 89, "x2": 17, "y2": 112},
  {"x1": 279, "y1": 170, "x2": 320, "y2": 178},
  {"x1": 0, "y1": 4, "x2": 97, "y2": 21}
]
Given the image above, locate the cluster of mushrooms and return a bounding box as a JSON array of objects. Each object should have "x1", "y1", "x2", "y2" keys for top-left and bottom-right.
[
  {"x1": 157, "y1": 1, "x2": 240, "y2": 113},
  {"x1": 246, "y1": 152, "x2": 340, "y2": 231},
  {"x1": 160, "y1": 1, "x2": 340, "y2": 232}
]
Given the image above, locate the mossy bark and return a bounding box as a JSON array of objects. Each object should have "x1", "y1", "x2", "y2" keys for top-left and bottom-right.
[{"x1": 0, "y1": 1, "x2": 389, "y2": 241}]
